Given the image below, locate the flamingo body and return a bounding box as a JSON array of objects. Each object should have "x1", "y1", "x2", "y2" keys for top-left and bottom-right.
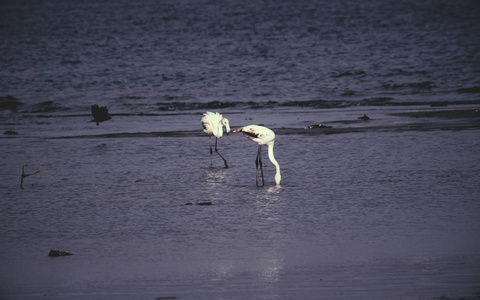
[
  {"x1": 201, "y1": 112, "x2": 230, "y2": 168},
  {"x1": 234, "y1": 125, "x2": 281, "y2": 186}
]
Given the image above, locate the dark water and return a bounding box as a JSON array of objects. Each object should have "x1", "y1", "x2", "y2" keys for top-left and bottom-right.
[
  {"x1": 1, "y1": 0, "x2": 480, "y2": 299},
  {"x1": 1, "y1": 0, "x2": 480, "y2": 112}
]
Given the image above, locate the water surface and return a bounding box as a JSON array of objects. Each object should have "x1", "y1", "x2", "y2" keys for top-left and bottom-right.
[{"x1": 1, "y1": 0, "x2": 480, "y2": 299}]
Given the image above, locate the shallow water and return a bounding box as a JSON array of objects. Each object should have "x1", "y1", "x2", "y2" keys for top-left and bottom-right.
[
  {"x1": 1, "y1": 109, "x2": 480, "y2": 299},
  {"x1": 1, "y1": 0, "x2": 480, "y2": 298}
]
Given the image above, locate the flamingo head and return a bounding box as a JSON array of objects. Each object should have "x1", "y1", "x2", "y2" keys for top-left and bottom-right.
[
  {"x1": 222, "y1": 118, "x2": 230, "y2": 135},
  {"x1": 275, "y1": 172, "x2": 281, "y2": 186}
]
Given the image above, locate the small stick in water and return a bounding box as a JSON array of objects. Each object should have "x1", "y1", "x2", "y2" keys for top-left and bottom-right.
[{"x1": 20, "y1": 163, "x2": 46, "y2": 189}]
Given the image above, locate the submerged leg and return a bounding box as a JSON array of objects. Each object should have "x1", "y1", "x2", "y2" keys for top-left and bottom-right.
[{"x1": 215, "y1": 138, "x2": 229, "y2": 168}]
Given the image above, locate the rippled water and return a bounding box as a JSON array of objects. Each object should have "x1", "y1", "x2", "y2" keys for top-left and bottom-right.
[
  {"x1": 1, "y1": 0, "x2": 480, "y2": 299},
  {"x1": 1, "y1": 0, "x2": 480, "y2": 111}
]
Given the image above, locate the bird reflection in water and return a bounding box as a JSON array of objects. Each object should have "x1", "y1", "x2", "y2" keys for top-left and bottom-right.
[
  {"x1": 204, "y1": 168, "x2": 228, "y2": 186},
  {"x1": 261, "y1": 258, "x2": 283, "y2": 283},
  {"x1": 252, "y1": 185, "x2": 282, "y2": 202}
]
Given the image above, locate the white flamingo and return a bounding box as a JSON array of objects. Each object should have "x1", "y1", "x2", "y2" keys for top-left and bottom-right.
[
  {"x1": 234, "y1": 125, "x2": 281, "y2": 186},
  {"x1": 201, "y1": 112, "x2": 230, "y2": 168}
]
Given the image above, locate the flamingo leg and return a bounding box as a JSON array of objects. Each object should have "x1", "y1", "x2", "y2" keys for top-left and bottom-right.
[
  {"x1": 256, "y1": 145, "x2": 264, "y2": 186},
  {"x1": 215, "y1": 137, "x2": 229, "y2": 168},
  {"x1": 255, "y1": 145, "x2": 259, "y2": 186},
  {"x1": 209, "y1": 136, "x2": 213, "y2": 167},
  {"x1": 259, "y1": 145, "x2": 264, "y2": 186}
]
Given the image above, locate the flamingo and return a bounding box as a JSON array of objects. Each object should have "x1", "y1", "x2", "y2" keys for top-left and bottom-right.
[
  {"x1": 233, "y1": 125, "x2": 281, "y2": 186},
  {"x1": 201, "y1": 112, "x2": 230, "y2": 168}
]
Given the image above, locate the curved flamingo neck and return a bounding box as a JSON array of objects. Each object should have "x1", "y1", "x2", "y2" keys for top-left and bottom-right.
[
  {"x1": 267, "y1": 141, "x2": 281, "y2": 185},
  {"x1": 215, "y1": 119, "x2": 224, "y2": 138}
]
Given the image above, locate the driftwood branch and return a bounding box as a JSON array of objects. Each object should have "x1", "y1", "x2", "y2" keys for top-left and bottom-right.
[{"x1": 20, "y1": 163, "x2": 46, "y2": 189}]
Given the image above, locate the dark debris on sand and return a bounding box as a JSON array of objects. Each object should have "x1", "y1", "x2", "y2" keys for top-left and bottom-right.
[
  {"x1": 4, "y1": 130, "x2": 19, "y2": 135},
  {"x1": 48, "y1": 249, "x2": 73, "y2": 257},
  {"x1": 91, "y1": 104, "x2": 112, "y2": 125},
  {"x1": 0, "y1": 95, "x2": 24, "y2": 111},
  {"x1": 358, "y1": 114, "x2": 370, "y2": 120},
  {"x1": 305, "y1": 124, "x2": 332, "y2": 129}
]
